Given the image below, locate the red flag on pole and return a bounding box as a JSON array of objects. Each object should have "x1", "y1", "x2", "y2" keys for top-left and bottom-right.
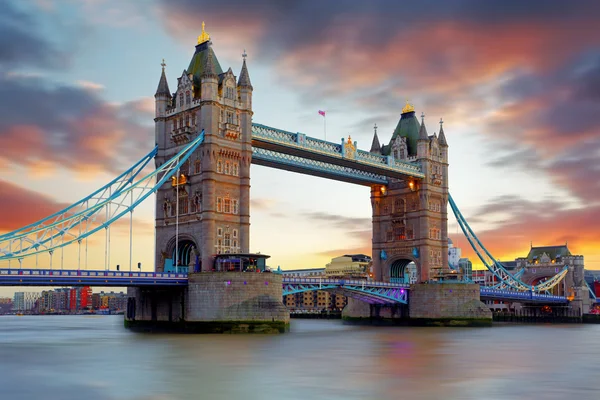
[{"x1": 318, "y1": 110, "x2": 326, "y2": 117}]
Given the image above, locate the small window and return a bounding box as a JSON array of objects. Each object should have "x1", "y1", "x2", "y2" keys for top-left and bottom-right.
[
  {"x1": 217, "y1": 197, "x2": 222, "y2": 213},
  {"x1": 233, "y1": 229, "x2": 238, "y2": 238},
  {"x1": 185, "y1": 91, "x2": 190, "y2": 105},
  {"x1": 217, "y1": 227, "x2": 222, "y2": 236},
  {"x1": 194, "y1": 160, "x2": 201, "y2": 174},
  {"x1": 232, "y1": 163, "x2": 239, "y2": 176},
  {"x1": 217, "y1": 160, "x2": 223, "y2": 173},
  {"x1": 233, "y1": 200, "x2": 238, "y2": 214},
  {"x1": 224, "y1": 161, "x2": 230, "y2": 175},
  {"x1": 224, "y1": 197, "x2": 231, "y2": 214}
]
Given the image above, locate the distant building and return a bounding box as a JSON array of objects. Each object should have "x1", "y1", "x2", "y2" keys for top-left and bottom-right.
[
  {"x1": 13, "y1": 292, "x2": 40, "y2": 312},
  {"x1": 448, "y1": 238, "x2": 461, "y2": 268},
  {"x1": 325, "y1": 254, "x2": 372, "y2": 279},
  {"x1": 458, "y1": 258, "x2": 472, "y2": 281},
  {"x1": 280, "y1": 268, "x2": 325, "y2": 278},
  {"x1": 0, "y1": 297, "x2": 12, "y2": 315}
]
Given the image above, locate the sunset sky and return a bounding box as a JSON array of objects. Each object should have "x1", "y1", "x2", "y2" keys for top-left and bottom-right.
[{"x1": 1, "y1": 0, "x2": 599, "y2": 296}]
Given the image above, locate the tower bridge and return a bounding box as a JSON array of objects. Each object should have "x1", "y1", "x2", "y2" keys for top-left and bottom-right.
[{"x1": 0, "y1": 23, "x2": 590, "y2": 331}]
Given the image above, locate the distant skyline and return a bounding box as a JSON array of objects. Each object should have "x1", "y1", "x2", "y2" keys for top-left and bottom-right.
[{"x1": 1, "y1": 0, "x2": 599, "y2": 295}]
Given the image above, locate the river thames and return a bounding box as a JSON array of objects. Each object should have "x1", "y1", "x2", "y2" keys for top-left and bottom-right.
[{"x1": 0, "y1": 316, "x2": 599, "y2": 399}]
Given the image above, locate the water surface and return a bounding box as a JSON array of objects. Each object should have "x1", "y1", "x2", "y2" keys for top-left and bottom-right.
[{"x1": 0, "y1": 316, "x2": 598, "y2": 399}]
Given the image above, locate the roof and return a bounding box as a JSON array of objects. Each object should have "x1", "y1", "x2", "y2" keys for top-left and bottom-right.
[
  {"x1": 155, "y1": 68, "x2": 170, "y2": 97},
  {"x1": 186, "y1": 41, "x2": 223, "y2": 93},
  {"x1": 370, "y1": 130, "x2": 381, "y2": 153},
  {"x1": 387, "y1": 110, "x2": 420, "y2": 156},
  {"x1": 438, "y1": 122, "x2": 448, "y2": 146},
  {"x1": 527, "y1": 245, "x2": 571, "y2": 261},
  {"x1": 214, "y1": 253, "x2": 270, "y2": 260},
  {"x1": 342, "y1": 254, "x2": 372, "y2": 262},
  {"x1": 237, "y1": 59, "x2": 252, "y2": 88}
]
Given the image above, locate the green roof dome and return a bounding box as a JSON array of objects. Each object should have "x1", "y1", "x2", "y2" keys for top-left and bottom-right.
[
  {"x1": 388, "y1": 109, "x2": 420, "y2": 156},
  {"x1": 186, "y1": 41, "x2": 223, "y2": 94}
]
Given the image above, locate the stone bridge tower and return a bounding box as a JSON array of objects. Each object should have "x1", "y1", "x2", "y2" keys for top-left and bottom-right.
[
  {"x1": 369, "y1": 102, "x2": 449, "y2": 283},
  {"x1": 153, "y1": 24, "x2": 252, "y2": 273}
]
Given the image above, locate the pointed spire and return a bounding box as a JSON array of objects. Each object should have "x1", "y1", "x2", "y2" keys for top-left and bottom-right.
[
  {"x1": 438, "y1": 117, "x2": 448, "y2": 147},
  {"x1": 202, "y1": 49, "x2": 217, "y2": 79},
  {"x1": 238, "y1": 50, "x2": 252, "y2": 89},
  {"x1": 155, "y1": 59, "x2": 170, "y2": 97},
  {"x1": 418, "y1": 111, "x2": 429, "y2": 141},
  {"x1": 370, "y1": 123, "x2": 381, "y2": 153}
]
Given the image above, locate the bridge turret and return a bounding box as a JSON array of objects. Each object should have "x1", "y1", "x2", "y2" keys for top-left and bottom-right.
[
  {"x1": 154, "y1": 59, "x2": 170, "y2": 152},
  {"x1": 417, "y1": 113, "x2": 429, "y2": 159}
]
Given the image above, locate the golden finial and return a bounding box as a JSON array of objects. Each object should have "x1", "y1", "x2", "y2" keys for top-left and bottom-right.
[
  {"x1": 347, "y1": 135, "x2": 352, "y2": 144},
  {"x1": 197, "y1": 21, "x2": 210, "y2": 45},
  {"x1": 402, "y1": 100, "x2": 415, "y2": 114}
]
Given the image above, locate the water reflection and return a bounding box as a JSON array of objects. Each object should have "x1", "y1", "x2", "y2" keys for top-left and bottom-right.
[{"x1": 0, "y1": 316, "x2": 598, "y2": 399}]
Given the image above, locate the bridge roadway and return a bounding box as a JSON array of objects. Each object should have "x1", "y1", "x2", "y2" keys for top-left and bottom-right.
[{"x1": 0, "y1": 269, "x2": 568, "y2": 304}]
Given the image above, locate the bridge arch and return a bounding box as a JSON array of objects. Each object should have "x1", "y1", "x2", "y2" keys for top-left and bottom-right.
[
  {"x1": 164, "y1": 234, "x2": 199, "y2": 271},
  {"x1": 387, "y1": 256, "x2": 419, "y2": 284}
]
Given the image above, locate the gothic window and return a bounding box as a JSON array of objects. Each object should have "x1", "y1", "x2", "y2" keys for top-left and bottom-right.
[
  {"x1": 233, "y1": 229, "x2": 238, "y2": 239},
  {"x1": 407, "y1": 227, "x2": 414, "y2": 240},
  {"x1": 232, "y1": 163, "x2": 239, "y2": 176},
  {"x1": 217, "y1": 160, "x2": 223, "y2": 173},
  {"x1": 233, "y1": 240, "x2": 238, "y2": 250},
  {"x1": 224, "y1": 161, "x2": 230, "y2": 175},
  {"x1": 186, "y1": 115, "x2": 190, "y2": 126},
  {"x1": 192, "y1": 114, "x2": 196, "y2": 126},
  {"x1": 216, "y1": 197, "x2": 222, "y2": 213},
  {"x1": 233, "y1": 200, "x2": 238, "y2": 214},
  {"x1": 393, "y1": 150, "x2": 398, "y2": 159},
  {"x1": 394, "y1": 199, "x2": 404, "y2": 214},
  {"x1": 386, "y1": 230, "x2": 393, "y2": 242},
  {"x1": 179, "y1": 93, "x2": 183, "y2": 107},
  {"x1": 194, "y1": 160, "x2": 201, "y2": 174},
  {"x1": 216, "y1": 239, "x2": 222, "y2": 254},
  {"x1": 224, "y1": 233, "x2": 231, "y2": 248},
  {"x1": 217, "y1": 227, "x2": 222, "y2": 236},
  {"x1": 185, "y1": 91, "x2": 191, "y2": 105},
  {"x1": 227, "y1": 112, "x2": 234, "y2": 124},
  {"x1": 181, "y1": 160, "x2": 189, "y2": 175},
  {"x1": 224, "y1": 197, "x2": 231, "y2": 214},
  {"x1": 394, "y1": 227, "x2": 406, "y2": 240},
  {"x1": 178, "y1": 193, "x2": 189, "y2": 214},
  {"x1": 175, "y1": 119, "x2": 179, "y2": 129}
]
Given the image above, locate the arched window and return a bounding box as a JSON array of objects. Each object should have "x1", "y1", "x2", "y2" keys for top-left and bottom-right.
[
  {"x1": 217, "y1": 160, "x2": 223, "y2": 173},
  {"x1": 224, "y1": 161, "x2": 230, "y2": 175},
  {"x1": 194, "y1": 160, "x2": 201, "y2": 174},
  {"x1": 185, "y1": 91, "x2": 191, "y2": 105},
  {"x1": 216, "y1": 197, "x2": 222, "y2": 213},
  {"x1": 233, "y1": 200, "x2": 238, "y2": 214},
  {"x1": 232, "y1": 163, "x2": 239, "y2": 176}
]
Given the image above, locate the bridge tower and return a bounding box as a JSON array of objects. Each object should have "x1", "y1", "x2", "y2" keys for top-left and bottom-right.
[
  {"x1": 370, "y1": 103, "x2": 449, "y2": 283},
  {"x1": 153, "y1": 24, "x2": 252, "y2": 273}
]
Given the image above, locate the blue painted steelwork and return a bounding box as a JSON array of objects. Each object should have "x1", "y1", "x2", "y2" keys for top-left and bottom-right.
[
  {"x1": 488, "y1": 268, "x2": 525, "y2": 289},
  {"x1": 0, "y1": 132, "x2": 205, "y2": 261},
  {"x1": 585, "y1": 281, "x2": 597, "y2": 301},
  {"x1": 480, "y1": 287, "x2": 568, "y2": 304},
  {"x1": 282, "y1": 277, "x2": 409, "y2": 305},
  {"x1": 251, "y1": 123, "x2": 425, "y2": 180},
  {"x1": 0, "y1": 269, "x2": 187, "y2": 287},
  {"x1": 448, "y1": 194, "x2": 568, "y2": 292},
  {"x1": 0, "y1": 146, "x2": 158, "y2": 240},
  {"x1": 252, "y1": 147, "x2": 388, "y2": 186}
]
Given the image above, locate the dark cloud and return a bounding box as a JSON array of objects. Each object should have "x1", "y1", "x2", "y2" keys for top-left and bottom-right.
[
  {"x1": 0, "y1": 1, "x2": 68, "y2": 69},
  {"x1": 0, "y1": 75, "x2": 153, "y2": 174}
]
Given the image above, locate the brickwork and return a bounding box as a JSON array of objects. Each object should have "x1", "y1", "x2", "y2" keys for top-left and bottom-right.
[
  {"x1": 186, "y1": 272, "x2": 289, "y2": 322},
  {"x1": 409, "y1": 283, "x2": 491, "y2": 321}
]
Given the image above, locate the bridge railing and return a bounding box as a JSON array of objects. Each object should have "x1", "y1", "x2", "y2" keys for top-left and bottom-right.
[
  {"x1": 281, "y1": 277, "x2": 410, "y2": 289},
  {"x1": 0, "y1": 269, "x2": 188, "y2": 279}
]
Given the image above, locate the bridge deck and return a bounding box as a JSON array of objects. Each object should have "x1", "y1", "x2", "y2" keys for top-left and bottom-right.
[{"x1": 0, "y1": 269, "x2": 568, "y2": 304}]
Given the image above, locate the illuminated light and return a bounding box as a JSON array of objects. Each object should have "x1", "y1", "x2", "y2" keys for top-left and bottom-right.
[
  {"x1": 381, "y1": 186, "x2": 387, "y2": 195},
  {"x1": 244, "y1": 281, "x2": 247, "y2": 285},
  {"x1": 400, "y1": 289, "x2": 405, "y2": 294},
  {"x1": 265, "y1": 281, "x2": 269, "y2": 285}
]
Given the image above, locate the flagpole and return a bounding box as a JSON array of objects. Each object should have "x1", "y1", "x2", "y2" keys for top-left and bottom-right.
[{"x1": 324, "y1": 114, "x2": 327, "y2": 141}]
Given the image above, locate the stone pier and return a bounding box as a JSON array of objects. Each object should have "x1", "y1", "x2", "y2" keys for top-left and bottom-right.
[{"x1": 125, "y1": 273, "x2": 289, "y2": 333}]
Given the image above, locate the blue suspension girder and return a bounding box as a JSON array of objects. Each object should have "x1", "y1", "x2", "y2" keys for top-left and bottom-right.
[
  {"x1": 448, "y1": 193, "x2": 568, "y2": 292},
  {"x1": 251, "y1": 123, "x2": 424, "y2": 180},
  {"x1": 0, "y1": 146, "x2": 157, "y2": 240},
  {"x1": 252, "y1": 147, "x2": 389, "y2": 186},
  {"x1": 282, "y1": 277, "x2": 409, "y2": 304},
  {"x1": 0, "y1": 131, "x2": 205, "y2": 261}
]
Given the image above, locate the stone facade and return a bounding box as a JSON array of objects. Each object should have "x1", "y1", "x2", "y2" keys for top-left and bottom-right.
[
  {"x1": 371, "y1": 107, "x2": 449, "y2": 284},
  {"x1": 408, "y1": 283, "x2": 492, "y2": 325},
  {"x1": 154, "y1": 32, "x2": 252, "y2": 273}
]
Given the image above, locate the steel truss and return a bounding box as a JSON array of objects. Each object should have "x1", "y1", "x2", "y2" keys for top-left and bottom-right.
[
  {"x1": 448, "y1": 194, "x2": 568, "y2": 292},
  {"x1": 0, "y1": 131, "x2": 205, "y2": 261},
  {"x1": 282, "y1": 278, "x2": 408, "y2": 304}
]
